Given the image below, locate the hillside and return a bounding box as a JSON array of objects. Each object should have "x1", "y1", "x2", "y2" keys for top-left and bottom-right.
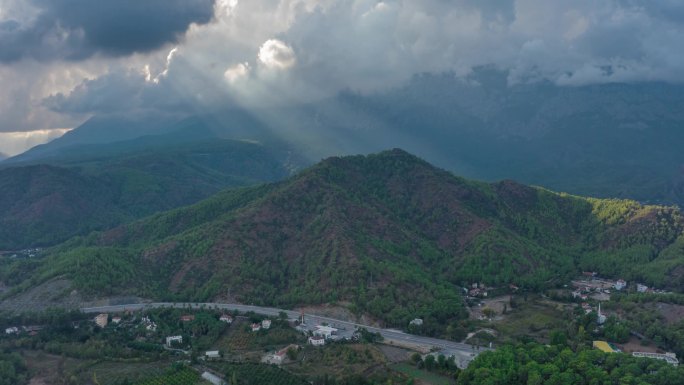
[
  {"x1": 0, "y1": 138, "x2": 302, "y2": 249},
  {"x1": 11, "y1": 149, "x2": 683, "y2": 331}
]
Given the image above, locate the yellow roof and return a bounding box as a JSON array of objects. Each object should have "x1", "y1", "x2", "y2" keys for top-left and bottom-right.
[{"x1": 593, "y1": 341, "x2": 615, "y2": 353}]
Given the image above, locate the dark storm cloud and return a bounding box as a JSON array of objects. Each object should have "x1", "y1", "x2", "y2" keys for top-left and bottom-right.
[{"x1": 0, "y1": 0, "x2": 215, "y2": 63}]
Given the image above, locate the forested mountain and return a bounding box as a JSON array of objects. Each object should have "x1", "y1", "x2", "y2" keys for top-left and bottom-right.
[
  {"x1": 0, "y1": 135, "x2": 302, "y2": 249},
  {"x1": 15, "y1": 149, "x2": 683, "y2": 329}
]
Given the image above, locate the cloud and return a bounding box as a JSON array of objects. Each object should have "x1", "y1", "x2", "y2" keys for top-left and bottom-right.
[
  {"x1": 0, "y1": 0, "x2": 215, "y2": 63},
  {"x1": 0, "y1": 128, "x2": 71, "y2": 156},
  {"x1": 224, "y1": 62, "x2": 250, "y2": 83},
  {"x1": 258, "y1": 39, "x2": 296, "y2": 70},
  {"x1": 43, "y1": 70, "x2": 148, "y2": 114},
  {"x1": 5, "y1": 0, "x2": 684, "y2": 147}
]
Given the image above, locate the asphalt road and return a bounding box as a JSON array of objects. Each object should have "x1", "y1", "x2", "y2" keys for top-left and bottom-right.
[{"x1": 81, "y1": 302, "x2": 490, "y2": 358}]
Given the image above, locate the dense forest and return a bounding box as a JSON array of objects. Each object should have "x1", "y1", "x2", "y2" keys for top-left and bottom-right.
[
  {"x1": 0, "y1": 136, "x2": 300, "y2": 249},
  {"x1": 457, "y1": 342, "x2": 684, "y2": 385},
  {"x1": 3, "y1": 149, "x2": 683, "y2": 334}
]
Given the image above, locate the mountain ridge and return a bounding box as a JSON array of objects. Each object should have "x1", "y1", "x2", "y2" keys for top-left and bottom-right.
[
  {"x1": 8, "y1": 149, "x2": 682, "y2": 333},
  {"x1": 0, "y1": 137, "x2": 303, "y2": 249}
]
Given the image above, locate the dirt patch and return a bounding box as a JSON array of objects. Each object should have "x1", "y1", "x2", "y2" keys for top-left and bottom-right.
[
  {"x1": 618, "y1": 337, "x2": 660, "y2": 354},
  {"x1": 22, "y1": 350, "x2": 92, "y2": 385},
  {"x1": 378, "y1": 345, "x2": 413, "y2": 363},
  {"x1": 0, "y1": 277, "x2": 82, "y2": 313},
  {"x1": 470, "y1": 296, "x2": 511, "y2": 320},
  {"x1": 28, "y1": 378, "x2": 49, "y2": 385},
  {"x1": 655, "y1": 302, "x2": 684, "y2": 325},
  {"x1": 0, "y1": 277, "x2": 147, "y2": 313}
]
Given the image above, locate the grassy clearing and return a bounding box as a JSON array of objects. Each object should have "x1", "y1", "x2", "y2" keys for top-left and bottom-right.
[
  {"x1": 83, "y1": 361, "x2": 174, "y2": 385},
  {"x1": 21, "y1": 350, "x2": 175, "y2": 385},
  {"x1": 390, "y1": 363, "x2": 454, "y2": 385},
  {"x1": 489, "y1": 297, "x2": 571, "y2": 343},
  {"x1": 286, "y1": 344, "x2": 387, "y2": 380}
]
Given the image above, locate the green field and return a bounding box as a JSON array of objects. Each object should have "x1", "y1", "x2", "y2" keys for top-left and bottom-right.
[
  {"x1": 489, "y1": 297, "x2": 571, "y2": 343},
  {"x1": 135, "y1": 367, "x2": 202, "y2": 385},
  {"x1": 390, "y1": 363, "x2": 454, "y2": 385}
]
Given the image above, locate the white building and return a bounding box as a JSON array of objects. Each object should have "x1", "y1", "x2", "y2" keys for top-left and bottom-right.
[
  {"x1": 219, "y1": 314, "x2": 233, "y2": 323},
  {"x1": 251, "y1": 323, "x2": 261, "y2": 332},
  {"x1": 309, "y1": 336, "x2": 325, "y2": 346},
  {"x1": 166, "y1": 335, "x2": 183, "y2": 347},
  {"x1": 614, "y1": 279, "x2": 627, "y2": 291},
  {"x1": 5, "y1": 327, "x2": 19, "y2": 335},
  {"x1": 632, "y1": 352, "x2": 678, "y2": 366},
  {"x1": 409, "y1": 318, "x2": 423, "y2": 326},
  {"x1": 261, "y1": 319, "x2": 272, "y2": 329},
  {"x1": 313, "y1": 325, "x2": 338, "y2": 339},
  {"x1": 637, "y1": 284, "x2": 648, "y2": 293},
  {"x1": 205, "y1": 350, "x2": 220, "y2": 359}
]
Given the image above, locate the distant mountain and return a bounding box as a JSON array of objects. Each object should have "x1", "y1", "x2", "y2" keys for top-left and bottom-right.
[
  {"x1": 0, "y1": 135, "x2": 304, "y2": 249},
  {"x1": 9, "y1": 69, "x2": 684, "y2": 207},
  {"x1": 21, "y1": 149, "x2": 683, "y2": 330},
  {"x1": 3, "y1": 114, "x2": 179, "y2": 164},
  {"x1": 360, "y1": 72, "x2": 684, "y2": 207},
  {"x1": 3, "y1": 113, "x2": 181, "y2": 165},
  {"x1": 0, "y1": 152, "x2": 7, "y2": 161}
]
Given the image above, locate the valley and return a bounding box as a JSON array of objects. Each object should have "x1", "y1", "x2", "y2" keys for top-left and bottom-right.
[
  {"x1": 1, "y1": 149, "x2": 683, "y2": 384},
  {"x1": 3, "y1": 2, "x2": 684, "y2": 383}
]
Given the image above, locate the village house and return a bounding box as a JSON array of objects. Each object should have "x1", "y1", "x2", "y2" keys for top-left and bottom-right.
[
  {"x1": 111, "y1": 316, "x2": 122, "y2": 324},
  {"x1": 614, "y1": 279, "x2": 627, "y2": 291},
  {"x1": 5, "y1": 327, "x2": 18, "y2": 335},
  {"x1": 637, "y1": 283, "x2": 648, "y2": 293},
  {"x1": 261, "y1": 319, "x2": 272, "y2": 329},
  {"x1": 180, "y1": 315, "x2": 195, "y2": 322},
  {"x1": 308, "y1": 336, "x2": 325, "y2": 346},
  {"x1": 265, "y1": 345, "x2": 298, "y2": 365},
  {"x1": 205, "y1": 350, "x2": 220, "y2": 360},
  {"x1": 219, "y1": 314, "x2": 233, "y2": 323},
  {"x1": 251, "y1": 323, "x2": 261, "y2": 332},
  {"x1": 166, "y1": 335, "x2": 183, "y2": 347},
  {"x1": 94, "y1": 313, "x2": 108, "y2": 328},
  {"x1": 272, "y1": 349, "x2": 287, "y2": 364}
]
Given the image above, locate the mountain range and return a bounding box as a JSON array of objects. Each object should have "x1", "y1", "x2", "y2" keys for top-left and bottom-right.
[
  {"x1": 7, "y1": 69, "x2": 684, "y2": 208},
  {"x1": 8, "y1": 149, "x2": 682, "y2": 331}
]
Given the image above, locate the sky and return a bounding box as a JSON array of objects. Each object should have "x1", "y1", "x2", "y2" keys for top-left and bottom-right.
[{"x1": 1, "y1": 0, "x2": 684, "y2": 156}]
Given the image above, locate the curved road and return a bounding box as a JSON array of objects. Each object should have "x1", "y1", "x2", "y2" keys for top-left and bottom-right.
[{"x1": 81, "y1": 302, "x2": 490, "y2": 359}]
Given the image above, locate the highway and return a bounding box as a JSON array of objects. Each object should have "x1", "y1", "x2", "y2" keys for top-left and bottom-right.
[{"x1": 81, "y1": 302, "x2": 490, "y2": 363}]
